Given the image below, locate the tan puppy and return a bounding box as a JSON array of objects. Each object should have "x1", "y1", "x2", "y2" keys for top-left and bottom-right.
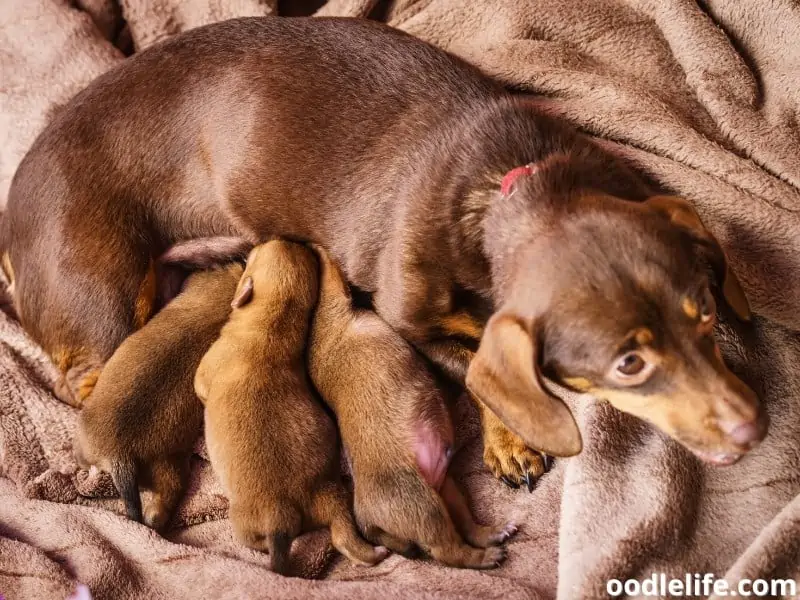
[
  {"x1": 75, "y1": 264, "x2": 242, "y2": 530},
  {"x1": 195, "y1": 241, "x2": 386, "y2": 575},
  {"x1": 308, "y1": 247, "x2": 516, "y2": 569}
]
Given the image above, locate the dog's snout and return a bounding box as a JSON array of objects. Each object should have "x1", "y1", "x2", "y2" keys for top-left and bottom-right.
[{"x1": 717, "y1": 418, "x2": 767, "y2": 448}]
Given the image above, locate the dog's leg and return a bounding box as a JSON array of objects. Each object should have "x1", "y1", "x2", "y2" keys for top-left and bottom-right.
[
  {"x1": 311, "y1": 484, "x2": 388, "y2": 566},
  {"x1": 43, "y1": 256, "x2": 155, "y2": 407},
  {"x1": 428, "y1": 537, "x2": 507, "y2": 570},
  {"x1": 374, "y1": 255, "x2": 550, "y2": 488},
  {"x1": 142, "y1": 456, "x2": 186, "y2": 531},
  {"x1": 478, "y1": 404, "x2": 548, "y2": 491},
  {"x1": 439, "y1": 476, "x2": 518, "y2": 548},
  {"x1": 52, "y1": 357, "x2": 103, "y2": 409}
]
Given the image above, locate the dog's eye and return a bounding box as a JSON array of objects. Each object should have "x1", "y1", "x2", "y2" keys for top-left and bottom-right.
[
  {"x1": 699, "y1": 288, "x2": 716, "y2": 323},
  {"x1": 616, "y1": 352, "x2": 646, "y2": 376}
]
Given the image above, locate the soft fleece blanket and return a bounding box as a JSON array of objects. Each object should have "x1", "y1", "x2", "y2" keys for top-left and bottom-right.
[{"x1": 1, "y1": 1, "x2": 800, "y2": 598}]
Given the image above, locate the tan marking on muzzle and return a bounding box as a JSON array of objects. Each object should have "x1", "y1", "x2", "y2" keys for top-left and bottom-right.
[
  {"x1": 590, "y1": 387, "x2": 686, "y2": 439},
  {"x1": 590, "y1": 371, "x2": 762, "y2": 454}
]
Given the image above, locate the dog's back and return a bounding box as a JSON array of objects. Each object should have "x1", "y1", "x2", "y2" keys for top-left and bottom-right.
[{"x1": 4, "y1": 16, "x2": 500, "y2": 374}]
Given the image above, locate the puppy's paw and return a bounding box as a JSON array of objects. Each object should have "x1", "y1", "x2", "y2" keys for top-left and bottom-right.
[
  {"x1": 487, "y1": 521, "x2": 519, "y2": 546},
  {"x1": 476, "y1": 546, "x2": 507, "y2": 569},
  {"x1": 482, "y1": 426, "x2": 546, "y2": 491},
  {"x1": 372, "y1": 546, "x2": 391, "y2": 564},
  {"x1": 465, "y1": 521, "x2": 519, "y2": 548}
]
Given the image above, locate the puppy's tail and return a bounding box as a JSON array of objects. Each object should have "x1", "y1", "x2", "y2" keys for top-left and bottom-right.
[
  {"x1": 312, "y1": 483, "x2": 388, "y2": 567},
  {"x1": 110, "y1": 458, "x2": 143, "y2": 524},
  {"x1": 266, "y1": 531, "x2": 293, "y2": 576}
]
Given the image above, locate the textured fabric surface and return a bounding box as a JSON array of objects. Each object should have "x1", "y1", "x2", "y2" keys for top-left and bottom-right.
[{"x1": 1, "y1": 1, "x2": 799, "y2": 599}]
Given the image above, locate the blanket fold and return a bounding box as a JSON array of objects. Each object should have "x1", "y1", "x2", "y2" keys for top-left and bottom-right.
[{"x1": 1, "y1": 1, "x2": 799, "y2": 599}]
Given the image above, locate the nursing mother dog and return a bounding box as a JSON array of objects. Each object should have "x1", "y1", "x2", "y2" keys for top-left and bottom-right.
[{"x1": 2, "y1": 17, "x2": 767, "y2": 485}]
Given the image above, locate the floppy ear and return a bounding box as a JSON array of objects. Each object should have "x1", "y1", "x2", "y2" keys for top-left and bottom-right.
[
  {"x1": 466, "y1": 313, "x2": 582, "y2": 457},
  {"x1": 231, "y1": 275, "x2": 254, "y2": 308},
  {"x1": 646, "y1": 196, "x2": 751, "y2": 321}
]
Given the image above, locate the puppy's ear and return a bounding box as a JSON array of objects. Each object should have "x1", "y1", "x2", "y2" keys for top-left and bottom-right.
[
  {"x1": 466, "y1": 313, "x2": 582, "y2": 457},
  {"x1": 646, "y1": 196, "x2": 751, "y2": 321},
  {"x1": 231, "y1": 276, "x2": 254, "y2": 308}
]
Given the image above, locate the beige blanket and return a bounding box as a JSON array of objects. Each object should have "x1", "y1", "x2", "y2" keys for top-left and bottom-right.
[{"x1": 1, "y1": 0, "x2": 799, "y2": 598}]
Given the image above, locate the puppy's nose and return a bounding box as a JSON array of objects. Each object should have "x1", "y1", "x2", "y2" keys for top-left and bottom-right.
[{"x1": 718, "y1": 419, "x2": 766, "y2": 447}]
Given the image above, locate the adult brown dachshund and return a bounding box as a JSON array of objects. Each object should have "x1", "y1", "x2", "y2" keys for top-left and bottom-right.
[{"x1": 2, "y1": 17, "x2": 766, "y2": 487}]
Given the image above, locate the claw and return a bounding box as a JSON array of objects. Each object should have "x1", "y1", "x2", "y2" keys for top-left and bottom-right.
[
  {"x1": 524, "y1": 472, "x2": 535, "y2": 492},
  {"x1": 500, "y1": 475, "x2": 519, "y2": 489},
  {"x1": 543, "y1": 455, "x2": 555, "y2": 472}
]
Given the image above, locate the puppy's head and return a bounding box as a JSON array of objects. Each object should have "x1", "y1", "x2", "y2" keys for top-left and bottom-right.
[
  {"x1": 469, "y1": 192, "x2": 765, "y2": 464},
  {"x1": 230, "y1": 241, "x2": 318, "y2": 310}
]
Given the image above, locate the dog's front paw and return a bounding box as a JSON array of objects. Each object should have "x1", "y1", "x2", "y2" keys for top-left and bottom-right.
[{"x1": 482, "y1": 425, "x2": 551, "y2": 491}]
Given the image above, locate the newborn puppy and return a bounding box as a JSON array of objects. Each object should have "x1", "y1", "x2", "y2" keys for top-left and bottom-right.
[
  {"x1": 194, "y1": 241, "x2": 386, "y2": 574},
  {"x1": 75, "y1": 264, "x2": 242, "y2": 530},
  {"x1": 308, "y1": 247, "x2": 516, "y2": 569}
]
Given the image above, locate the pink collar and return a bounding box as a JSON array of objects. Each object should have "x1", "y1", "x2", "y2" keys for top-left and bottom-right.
[
  {"x1": 500, "y1": 154, "x2": 571, "y2": 196},
  {"x1": 500, "y1": 163, "x2": 537, "y2": 196}
]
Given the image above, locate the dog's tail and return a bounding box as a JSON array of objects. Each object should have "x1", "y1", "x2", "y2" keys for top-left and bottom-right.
[
  {"x1": 110, "y1": 457, "x2": 143, "y2": 524},
  {"x1": 259, "y1": 503, "x2": 303, "y2": 576}
]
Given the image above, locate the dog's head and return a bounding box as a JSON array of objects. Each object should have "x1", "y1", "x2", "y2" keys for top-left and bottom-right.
[{"x1": 467, "y1": 186, "x2": 766, "y2": 465}]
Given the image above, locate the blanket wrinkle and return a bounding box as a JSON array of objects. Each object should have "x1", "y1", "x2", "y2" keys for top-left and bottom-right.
[{"x1": 1, "y1": 0, "x2": 800, "y2": 598}]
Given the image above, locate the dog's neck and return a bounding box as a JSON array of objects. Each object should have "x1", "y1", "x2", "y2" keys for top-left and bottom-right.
[{"x1": 433, "y1": 98, "x2": 652, "y2": 304}]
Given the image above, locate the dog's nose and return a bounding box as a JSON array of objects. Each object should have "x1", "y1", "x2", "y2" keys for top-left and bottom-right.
[{"x1": 717, "y1": 419, "x2": 766, "y2": 447}]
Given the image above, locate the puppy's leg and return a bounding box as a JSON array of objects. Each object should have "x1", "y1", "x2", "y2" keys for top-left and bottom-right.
[
  {"x1": 428, "y1": 536, "x2": 507, "y2": 569},
  {"x1": 362, "y1": 525, "x2": 419, "y2": 559},
  {"x1": 141, "y1": 456, "x2": 186, "y2": 531},
  {"x1": 416, "y1": 493, "x2": 506, "y2": 570},
  {"x1": 440, "y1": 476, "x2": 517, "y2": 548},
  {"x1": 375, "y1": 473, "x2": 506, "y2": 570},
  {"x1": 231, "y1": 502, "x2": 301, "y2": 575},
  {"x1": 311, "y1": 484, "x2": 388, "y2": 566}
]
